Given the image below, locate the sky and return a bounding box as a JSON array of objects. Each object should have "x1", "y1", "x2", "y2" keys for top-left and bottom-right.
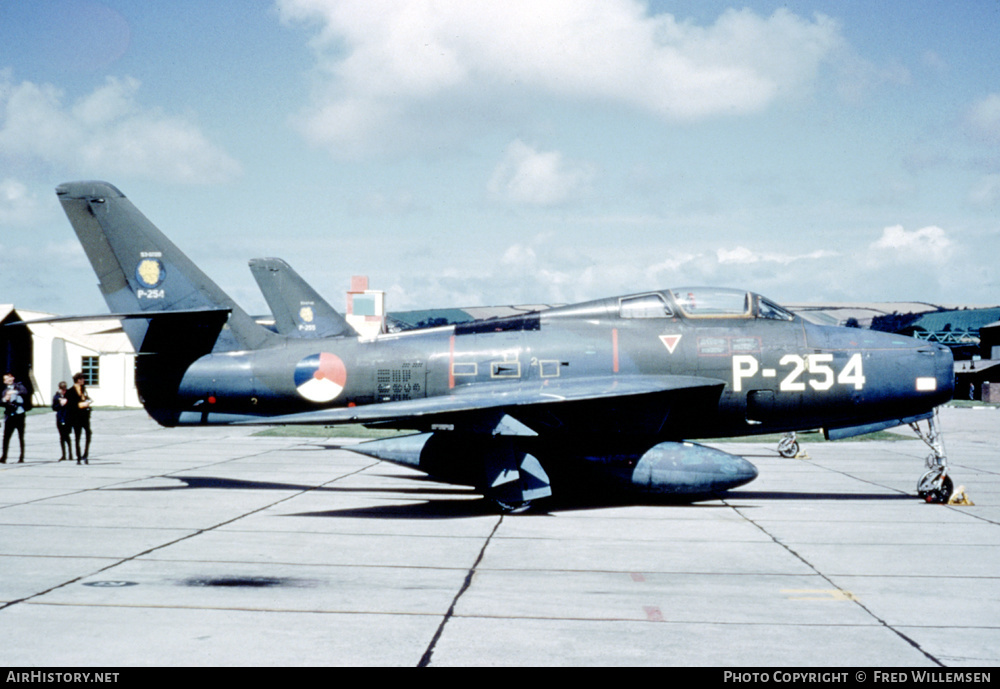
[{"x1": 2, "y1": 0, "x2": 999, "y2": 318}]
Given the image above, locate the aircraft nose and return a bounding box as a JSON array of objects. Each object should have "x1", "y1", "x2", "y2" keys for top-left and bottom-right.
[
  {"x1": 914, "y1": 342, "x2": 954, "y2": 403},
  {"x1": 935, "y1": 343, "x2": 955, "y2": 400}
]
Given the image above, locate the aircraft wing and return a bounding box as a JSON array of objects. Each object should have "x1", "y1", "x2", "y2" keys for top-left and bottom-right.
[{"x1": 252, "y1": 374, "x2": 726, "y2": 430}]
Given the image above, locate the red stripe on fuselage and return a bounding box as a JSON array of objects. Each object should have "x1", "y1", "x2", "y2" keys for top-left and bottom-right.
[
  {"x1": 612, "y1": 328, "x2": 619, "y2": 373},
  {"x1": 449, "y1": 335, "x2": 455, "y2": 389}
]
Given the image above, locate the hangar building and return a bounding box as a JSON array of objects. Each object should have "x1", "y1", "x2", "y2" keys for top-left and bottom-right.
[{"x1": 4, "y1": 307, "x2": 140, "y2": 409}]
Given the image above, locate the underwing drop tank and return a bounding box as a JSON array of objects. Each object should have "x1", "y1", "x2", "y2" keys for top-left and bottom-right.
[
  {"x1": 352, "y1": 433, "x2": 757, "y2": 503},
  {"x1": 580, "y1": 440, "x2": 759, "y2": 496}
]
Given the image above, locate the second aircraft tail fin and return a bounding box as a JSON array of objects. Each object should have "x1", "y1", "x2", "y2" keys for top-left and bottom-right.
[{"x1": 249, "y1": 257, "x2": 358, "y2": 339}]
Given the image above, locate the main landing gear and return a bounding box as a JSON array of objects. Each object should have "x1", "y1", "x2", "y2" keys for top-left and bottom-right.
[
  {"x1": 491, "y1": 498, "x2": 535, "y2": 514},
  {"x1": 911, "y1": 409, "x2": 954, "y2": 504},
  {"x1": 777, "y1": 432, "x2": 800, "y2": 458}
]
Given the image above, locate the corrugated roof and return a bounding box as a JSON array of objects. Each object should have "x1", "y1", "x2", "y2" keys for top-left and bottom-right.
[{"x1": 910, "y1": 308, "x2": 1000, "y2": 333}]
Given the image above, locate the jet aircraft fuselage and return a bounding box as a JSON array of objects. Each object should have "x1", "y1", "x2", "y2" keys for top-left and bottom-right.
[{"x1": 168, "y1": 288, "x2": 953, "y2": 441}]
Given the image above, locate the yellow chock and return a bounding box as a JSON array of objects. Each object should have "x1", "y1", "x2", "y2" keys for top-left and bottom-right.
[
  {"x1": 948, "y1": 486, "x2": 974, "y2": 506},
  {"x1": 795, "y1": 451, "x2": 811, "y2": 460}
]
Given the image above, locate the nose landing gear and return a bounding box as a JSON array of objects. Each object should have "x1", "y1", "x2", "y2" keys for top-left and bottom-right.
[{"x1": 910, "y1": 409, "x2": 954, "y2": 504}]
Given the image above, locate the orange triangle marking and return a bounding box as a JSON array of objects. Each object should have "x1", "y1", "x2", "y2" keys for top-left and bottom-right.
[{"x1": 659, "y1": 334, "x2": 682, "y2": 354}]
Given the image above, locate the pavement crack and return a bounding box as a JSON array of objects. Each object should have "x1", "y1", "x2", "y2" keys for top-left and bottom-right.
[
  {"x1": 725, "y1": 500, "x2": 946, "y2": 668},
  {"x1": 0, "y1": 458, "x2": 378, "y2": 613},
  {"x1": 418, "y1": 515, "x2": 502, "y2": 667}
]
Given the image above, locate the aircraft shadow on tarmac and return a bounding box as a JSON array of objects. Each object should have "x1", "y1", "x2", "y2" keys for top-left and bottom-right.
[
  {"x1": 280, "y1": 491, "x2": 916, "y2": 520},
  {"x1": 109, "y1": 474, "x2": 915, "y2": 520},
  {"x1": 111, "y1": 474, "x2": 472, "y2": 497},
  {"x1": 722, "y1": 491, "x2": 914, "y2": 502}
]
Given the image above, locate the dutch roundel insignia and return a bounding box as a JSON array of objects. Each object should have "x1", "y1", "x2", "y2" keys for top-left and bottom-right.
[{"x1": 294, "y1": 352, "x2": 348, "y2": 402}]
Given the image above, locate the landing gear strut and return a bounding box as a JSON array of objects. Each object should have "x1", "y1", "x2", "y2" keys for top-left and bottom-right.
[{"x1": 911, "y1": 409, "x2": 953, "y2": 504}]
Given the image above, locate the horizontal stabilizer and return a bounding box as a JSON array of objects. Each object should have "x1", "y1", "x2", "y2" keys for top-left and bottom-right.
[{"x1": 9, "y1": 307, "x2": 231, "y2": 327}]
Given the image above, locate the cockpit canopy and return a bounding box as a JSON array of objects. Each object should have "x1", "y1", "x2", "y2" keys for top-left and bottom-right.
[{"x1": 618, "y1": 288, "x2": 796, "y2": 322}]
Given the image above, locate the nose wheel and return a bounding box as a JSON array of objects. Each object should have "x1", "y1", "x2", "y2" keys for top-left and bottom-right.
[
  {"x1": 917, "y1": 467, "x2": 954, "y2": 504},
  {"x1": 910, "y1": 409, "x2": 954, "y2": 504}
]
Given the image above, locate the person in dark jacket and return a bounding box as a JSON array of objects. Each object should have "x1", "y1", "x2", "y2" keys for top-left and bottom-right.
[
  {"x1": 52, "y1": 381, "x2": 73, "y2": 462},
  {"x1": 1, "y1": 372, "x2": 29, "y2": 463},
  {"x1": 66, "y1": 373, "x2": 92, "y2": 464}
]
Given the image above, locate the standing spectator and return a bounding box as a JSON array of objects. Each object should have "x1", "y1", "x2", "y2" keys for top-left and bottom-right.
[
  {"x1": 52, "y1": 381, "x2": 73, "y2": 462},
  {"x1": 1, "y1": 372, "x2": 29, "y2": 463},
  {"x1": 66, "y1": 373, "x2": 93, "y2": 464}
]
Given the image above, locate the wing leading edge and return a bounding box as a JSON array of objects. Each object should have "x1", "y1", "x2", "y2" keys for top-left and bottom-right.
[{"x1": 247, "y1": 374, "x2": 726, "y2": 430}]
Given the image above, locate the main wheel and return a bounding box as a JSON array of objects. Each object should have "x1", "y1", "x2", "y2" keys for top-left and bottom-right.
[
  {"x1": 777, "y1": 438, "x2": 800, "y2": 458},
  {"x1": 492, "y1": 498, "x2": 534, "y2": 514}
]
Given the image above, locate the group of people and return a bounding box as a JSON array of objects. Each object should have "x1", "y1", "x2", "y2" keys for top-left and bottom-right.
[{"x1": 1, "y1": 372, "x2": 92, "y2": 464}]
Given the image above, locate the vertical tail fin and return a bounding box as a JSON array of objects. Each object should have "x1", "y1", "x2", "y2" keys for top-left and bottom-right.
[
  {"x1": 56, "y1": 181, "x2": 274, "y2": 353},
  {"x1": 249, "y1": 257, "x2": 358, "y2": 339},
  {"x1": 56, "y1": 181, "x2": 279, "y2": 426}
]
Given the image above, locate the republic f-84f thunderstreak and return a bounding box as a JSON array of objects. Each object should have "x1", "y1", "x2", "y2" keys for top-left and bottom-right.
[
  {"x1": 54, "y1": 181, "x2": 957, "y2": 510},
  {"x1": 248, "y1": 257, "x2": 359, "y2": 339}
]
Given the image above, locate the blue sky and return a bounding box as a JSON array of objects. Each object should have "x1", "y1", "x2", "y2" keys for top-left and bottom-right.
[{"x1": 2, "y1": 0, "x2": 998, "y2": 317}]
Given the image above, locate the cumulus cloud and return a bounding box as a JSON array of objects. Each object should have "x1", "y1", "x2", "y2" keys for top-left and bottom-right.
[
  {"x1": 378, "y1": 226, "x2": 979, "y2": 309},
  {"x1": 387, "y1": 234, "x2": 858, "y2": 308},
  {"x1": 488, "y1": 140, "x2": 595, "y2": 206},
  {"x1": 851, "y1": 225, "x2": 975, "y2": 301},
  {"x1": 489, "y1": 236, "x2": 607, "y2": 303},
  {"x1": 717, "y1": 246, "x2": 838, "y2": 265},
  {"x1": 278, "y1": 0, "x2": 843, "y2": 155},
  {"x1": 869, "y1": 225, "x2": 953, "y2": 262},
  {"x1": 501, "y1": 242, "x2": 538, "y2": 267},
  {"x1": 0, "y1": 72, "x2": 241, "y2": 183}
]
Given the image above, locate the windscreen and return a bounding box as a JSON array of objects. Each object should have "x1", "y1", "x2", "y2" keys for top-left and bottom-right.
[{"x1": 671, "y1": 288, "x2": 750, "y2": 318}]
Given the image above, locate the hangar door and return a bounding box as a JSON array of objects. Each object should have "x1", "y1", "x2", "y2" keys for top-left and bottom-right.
[{"x1": 0, "y1": 308, "x2": 35, "y2": 401}]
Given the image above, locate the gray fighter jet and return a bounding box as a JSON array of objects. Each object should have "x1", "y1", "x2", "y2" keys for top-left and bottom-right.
[
  {"x1": 249, "y1": 257, "x2": 357, "y2": 339},
  {"x1": 54, "y1": 181, "x2": 957, "y2": 510}
]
